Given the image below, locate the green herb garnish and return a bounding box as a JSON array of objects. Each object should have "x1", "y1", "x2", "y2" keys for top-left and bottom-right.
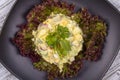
[{"x1": 46, "y1": 25, "x2": 71, "y2": 57}]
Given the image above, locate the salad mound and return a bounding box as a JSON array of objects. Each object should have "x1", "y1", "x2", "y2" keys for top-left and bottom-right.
[
  {"x1": 32, "y1": 13, "x2": 84, "y2": 72},
  {"x1": 12, "y1": 0, "x2": 107, "y2": 80}
]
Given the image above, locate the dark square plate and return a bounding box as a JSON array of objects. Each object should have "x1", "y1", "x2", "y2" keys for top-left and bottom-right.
[{"x1": 0, "y1": 0, "x2": 120, "y2": 80}]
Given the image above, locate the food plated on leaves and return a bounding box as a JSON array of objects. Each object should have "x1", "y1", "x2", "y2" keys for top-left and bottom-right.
[{"x1": 12, "y1": 0, "x2": 107, "y2": 80}]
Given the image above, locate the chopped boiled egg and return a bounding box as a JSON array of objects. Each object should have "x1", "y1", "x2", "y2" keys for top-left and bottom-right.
[{"x1": 32, "y1": 13, "x2": 84, "y2": 72}]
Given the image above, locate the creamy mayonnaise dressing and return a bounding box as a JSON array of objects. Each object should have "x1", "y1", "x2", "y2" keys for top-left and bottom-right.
[{"x1": 32, "y1": 13, "x2": 84, "y2": 72}]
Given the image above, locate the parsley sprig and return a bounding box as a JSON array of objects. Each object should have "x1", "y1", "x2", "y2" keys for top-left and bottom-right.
[{"x1": 46, "y1": 25, "x2": 71, "y2": 57}]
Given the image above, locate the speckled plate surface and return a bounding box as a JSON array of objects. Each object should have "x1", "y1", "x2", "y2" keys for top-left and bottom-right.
[{"x1": 0, "y1": 0, "x2": 120, "y2": 80}]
